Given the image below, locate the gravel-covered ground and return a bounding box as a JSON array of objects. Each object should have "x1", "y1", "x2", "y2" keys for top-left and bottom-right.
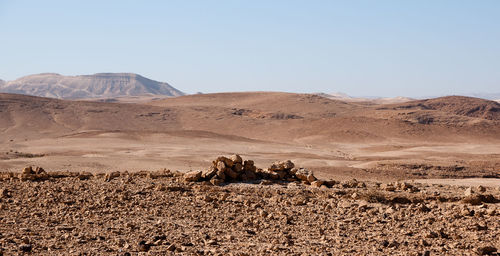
[{"x1": 0, "y1": 170, "x2": 499, "y2": 255}]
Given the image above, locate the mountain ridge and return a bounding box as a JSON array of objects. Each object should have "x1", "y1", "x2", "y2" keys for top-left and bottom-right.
[{"x1": 0, "y1": 73, "x2": 184, "y2": 99}]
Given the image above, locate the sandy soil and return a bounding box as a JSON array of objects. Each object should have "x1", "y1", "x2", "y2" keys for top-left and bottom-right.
[
  {"x1": 0, "y1": 169, "x2": 499, "y2": 255},
  {"x1": 1, "y1": 132, "x2": 499, "y2": 182},
  {"x1": 0, "y1": 92, "x2": 499, "y2": 254}
]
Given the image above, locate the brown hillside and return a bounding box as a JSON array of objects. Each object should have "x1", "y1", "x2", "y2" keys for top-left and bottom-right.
[
  {"x1": 392, "y1": 96, "x2": 500, "y2": 121},
  {"x1": 1, "y1": 92, "x2": 499, "y2": 179},
  {"x1": 2, "y1": 92, "x2": 499, "y2": 144}
]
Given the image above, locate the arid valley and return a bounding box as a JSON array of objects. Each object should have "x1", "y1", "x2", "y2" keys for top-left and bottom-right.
[
  {"x1": 2, "y1": 1, "x2": 500, "y2": 254},
  {"x1": 0, "y1": 84, "x2": 499, "y2": 255}
]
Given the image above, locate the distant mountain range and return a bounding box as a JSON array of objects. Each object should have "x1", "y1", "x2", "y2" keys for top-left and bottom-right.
[
  {"x1": 316, "y1": 92, "x2": 415, "y2": 104},
  {"x1": 0, "y1": 73, "x2": 184, "y2": 99},
  {"x1": 318, "y1": 92, "x2": 500, "y2": 104},
  {"x1": 0, "y1": 73, "x2": 498, "y2": 103}
]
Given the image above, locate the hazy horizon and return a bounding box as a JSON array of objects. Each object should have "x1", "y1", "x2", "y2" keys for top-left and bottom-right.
[
  {"x1": 2, "y1": 72, "x2": 499, "y2": 100},
  {"x1": 1, "y1": 1, "x2": 499, "y2": 97}
]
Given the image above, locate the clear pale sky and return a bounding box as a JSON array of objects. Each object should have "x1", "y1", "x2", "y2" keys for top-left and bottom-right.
[{"x1": 0, "y1": 0, "x2": 499, "y2": 97}]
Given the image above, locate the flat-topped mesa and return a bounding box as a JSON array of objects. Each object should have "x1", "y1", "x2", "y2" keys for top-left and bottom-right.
[{"x1": 183, "y1": 155, "x2": 334, "y2": 187}]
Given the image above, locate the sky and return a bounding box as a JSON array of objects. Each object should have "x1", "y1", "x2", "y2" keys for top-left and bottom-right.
[{"x1": 0, "y1": 0, "x2": 499, "y2": 97}]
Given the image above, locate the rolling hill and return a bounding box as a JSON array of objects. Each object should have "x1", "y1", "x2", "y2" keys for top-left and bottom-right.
[
  {"x1": 1, "y1": 92, "x2": 499, "y2": 178},
  {"x1": 0, "y1": 73, "x2": 184, "y2": 99},
  {"x1": 1, "y1": 92, "x2": 498, "y2": 144}
]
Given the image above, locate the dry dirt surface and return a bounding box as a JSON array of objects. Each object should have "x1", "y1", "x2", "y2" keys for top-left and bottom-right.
[
  {"x1": 0, "y1": 165, "x2": 499, "y2": 255},
  {"x1": 1, "y1": 92, "x2": 499, "y2": 254},
  {"x1": 0, "y1": 92, "x2": 499, "y2": 181}
]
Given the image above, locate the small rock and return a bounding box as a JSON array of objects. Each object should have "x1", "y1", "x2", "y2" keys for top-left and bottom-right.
[
  {"x1": 204, "y1": 239, "x2": 218, "y2": 246},
  {"x1": 0, "y1": 189, "x2": 10, "y2": 198},
  {"x1": 233, "y1": 162, "x2": 244, "y2": 172},
  {"x1": 22, "y1": 166, "x2": 33, "y2": 175},
  {"x1": 385, "y1": 207, "x2": 396, "y2": 214},
  {"x1": 138, "y1": 241, "x2": 150, "y2": 252},
  {"x1": 477, "y1": 185, "x2": 486, "y2": 193},
  {"x1": 310, "y1": 180, "x2": 324, "y2": 188},
  {"x1": 215, "y1": 156, "x2": 233, "y2": 168},
  {"x1": 463, "y1": 194, "x2": 497, "y2": 205},
  {"x1": 35, "y1": 166, "x2": 46, "y2": 174},
  {"x1": 323, "y1": 180, "x2": 337, "y2": 188},
  {"x1": 464, "y1": 187, "x2": 473, "y2": 196},
  {"x1": 19, "y1": 244, "x2": 32, "y2": 252},
  {"x1": 269, "y1": 160, "x2": 294, "y2": 172},
  {"x1": 260, "y1": 180, "x2": 273, "y2": 185},
  {"x1": 477, "y1": 246, "x2": 497, "y2": 255},
  {"x1": 104, "y1": 171, "x2": 120, "y2": 182},
  {"x1": 184, "y1": 170, "x2": 202, "y2": 182},
  {"x1": 381, "y1": 183, "x2": 396, "y2": 192},
  {"x1": 426, "y1": 231, "x2": 438, "y2": 239},
  {"x1": 224, "y1": 167, "x2": 239, "y2": 179},
  {"x1": 486, "y1": 208, "x2": 496, "y2": 216},
  {"x1": 230, "y1": 154, "x2": 243, "y2": 164},
  {"x1": 166, "y1": 244, "x2": 176, "y2": 251},
  {"x1": 294, "y1": 168, "x2": 316, "y2": 183},
  {"x1": 210, "y1": 178, "x2": 224, "y2": 186},
  {"x1": 202, "y1": 167, "x2": 217, "y2": 179}
]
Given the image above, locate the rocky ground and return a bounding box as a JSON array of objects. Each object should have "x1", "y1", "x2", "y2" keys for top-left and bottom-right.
[{"x1": 0, "y1": 160, "x2": 499, "y2": 255}]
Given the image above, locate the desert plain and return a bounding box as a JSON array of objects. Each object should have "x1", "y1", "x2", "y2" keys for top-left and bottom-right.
[{"x1": 0, "y1": 92, "x2": 499, "y2": 255}]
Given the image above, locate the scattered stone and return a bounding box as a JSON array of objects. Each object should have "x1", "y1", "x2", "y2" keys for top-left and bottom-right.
[
  {"x1": 381, "y1": 183, "x2": 396, "y2": 192},
  {"x1": 310, "y1": 180, "x2": 324, "y2": 188},
  {"x1": 269, "y1": 160, "x2": 294, "y2": 172},
  {"x1": 104, "y1": 171, "x2": 120, "y2": 182},
  {"x1": 4, "y1": 157, "x2": 499, "y2": 255},
  {"x1": 260, "y1": 180, "x2": 273, "y2": 185},
  {"x1": 19, "y1": 244, "x2": 32, "y2": 252},
  {"x1": 210, "y1": 178, "x2": 224, "y2": 186},
  {"x1": 351, "y1": 192, "x2": 359, "y2": 199},
  {"x1": 231, "y1": 154, "x2": 243, "y2": 164},
  {"x1": 465, "y1": 187, "x2": 473, "y2": 196},
  {"x1": 323, "y1": 180, "x2": 337, "y2": 188},
  {"x1": 138, "y1": 241, "x2": 150, "y2": 252},
  {"x1": 462, "y1": 194, "x2": 498, "y2": 205},
  {"x1": 22, "y1": 166, "x2": 33, "y2": 175},
  {"x1": 184, "y1": 170, "x2": 202, "y2": 182},
  {"x1": 477, "y1": 185, "x2": 486, "y2": 193},
  {"x1": 77, "y1": 172, "x2": 92, "y2": 180},
  {"x1": 477, "y1": 246, "x2": 497, "y2": 255},
  {"x1": 0, "y1": 188, "x2": 10, "y2": 198},
  {"x1": 294, "y1": 168, "x2": 316, "y2": 183},
  {"x1": 166, "y1": 244, "x2": 176, "y2": 251},
  {"x1": 19, "y1": 166, "x2": 50, "y2": 181}
]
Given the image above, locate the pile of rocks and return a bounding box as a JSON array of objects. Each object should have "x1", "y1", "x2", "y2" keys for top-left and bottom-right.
[{"x1": 184, "y1": 155, "x2": 330, "y2": 187}]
